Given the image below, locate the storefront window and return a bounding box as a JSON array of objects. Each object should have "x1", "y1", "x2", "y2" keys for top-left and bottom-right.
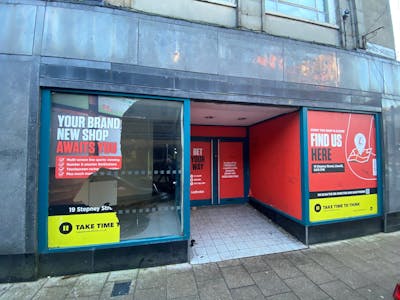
[
  {"x1": 47, "y1": 93, "x2": 183, "y2": 248},
  {"x1": 307, "y1": 111, "x2": 378, "y2": 223}
]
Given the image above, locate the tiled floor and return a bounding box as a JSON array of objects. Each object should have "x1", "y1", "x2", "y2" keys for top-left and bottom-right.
[{"x1": 190, "y1": 204, "x2": 306, "y2": 264}]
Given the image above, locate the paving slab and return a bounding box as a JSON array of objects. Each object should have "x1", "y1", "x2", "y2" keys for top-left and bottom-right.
[
  {"x1": 251, "y1": 270, "x2": 290, "y2": 297},
  {"x1": 364, "y1": 257, "x2": 400, "y2": 277},
  {"x1": 197, "y1": 278, "x2": 233, "y2": 300},
  {"x1": 369, "y1": 248, "x2": 400, "y2": 264},
  {"x1": 220, "y1": 265, "x2": 255, "y2": 289},
  {"x1": 0, "y1": 279, "x2": 47, "y2": 300},
  {"x1": 166, "y1": 271, "x2": 198, "y2": 299},
  {"x1": 319, "y1": 280, "x2": 365, "y2": 300},
  {"x1": 193, "y1": 263, "x2": 223, "y2": 283},
  {"x1": 264, "y1": 257, "x2": 303, "y2": 279},
  {"x1": 0, "y1": 283, "x2": 12, "y2": 297},
  {"x1": 326, "y1": 252, "x2": 375, "y2": 274},
  {"x1": 356, "y1": 284, "x2": 394, "y2": 300},
  {"x1": 296, "y1": 263, "x2": 335, "y2": 285},
  {"x1": 240, "y1": 256, "x2": 272, "y2": 274},
  {"x1": 133, "y1": 286, "x2": 167, "y2": 300},
  {"x1": 283, "y1": 251, "x2": 314, "y2": 266},
  {"x1": 304, "y1": 251, "x2": 345, "y2": 270},
  {"x1": 326, "y1": 266, "x2": 372, "y2": 289},
  {"x1": 166, "y1": 263, "x2": 193, "y2": 275},
  {"x1": 230, "y1": 284, "x2": 265, "y2": 300},
  {"x1": 368, "y1": 273, "x2": 400, "y2": 292},
  {"x1": 66, "y1": 272, "x2": 108, "y2": 298},
  {"x1": 284, "y1": 276, "x2": 328, "y2": 300},
  {"x1": 217, "y1": 259, "x2": 242, "y2": 268},
  {"x1": 136, "y1": 266, "x2": 167, "y2": 290},
  {"x1": 107, "y1": 269, "x2": 138, "y2": 282},
  {"x1": 32, "y1": 285, "x2": 71, "y2": 300}
]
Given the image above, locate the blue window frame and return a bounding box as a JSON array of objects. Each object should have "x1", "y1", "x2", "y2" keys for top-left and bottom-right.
[{"x1": 39, "y1": 90, "x2": 191, "y2": 253}]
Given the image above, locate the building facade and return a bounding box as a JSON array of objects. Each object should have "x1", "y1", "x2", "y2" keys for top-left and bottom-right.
[{"x1": 1, "y1": 0, "x2": 400, "y2": 282}]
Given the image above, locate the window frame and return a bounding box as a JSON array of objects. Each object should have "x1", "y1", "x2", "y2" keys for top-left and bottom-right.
[
  {"x1": 38, "y1": 89, "x2": 191, "y2": 253},
  {"x1": 265, "y1": 0, "x2": 337, "y2": 25}
]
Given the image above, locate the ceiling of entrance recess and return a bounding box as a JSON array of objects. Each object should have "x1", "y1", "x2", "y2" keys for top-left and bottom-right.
[{"x1": 191, "y1": 102, "x2": 298, "y2": 126}]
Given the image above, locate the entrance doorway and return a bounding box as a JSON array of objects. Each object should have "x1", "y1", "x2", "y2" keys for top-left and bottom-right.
[
  {"x1": 190, "y1": 139, "x2": 245, "y2": 206},
  {"x1": 190, "y1": 204, "x2": 306, "y2": 264},
  {"x1": 189, "y1": 101, "x2": 305, "y2": 263}
]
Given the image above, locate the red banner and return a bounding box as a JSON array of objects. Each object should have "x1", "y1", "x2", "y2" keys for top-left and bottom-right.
[
  {"x1": 308, "y1": 111, "x2": 377, "y2": 192},
  {"x1": 219, "y1": 142, "x2": 244, "y2": 199},
  {"x1": 55, "y1": 156, "x2": 122, "y2": 179},
  {"x1": 190, "y1": 142, "x2": 212, "y2": 200}
]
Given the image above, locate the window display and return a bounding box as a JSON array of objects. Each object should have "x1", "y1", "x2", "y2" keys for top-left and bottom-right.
[{"x1": 47, "y1": 93, "x2": 183, "y2": 248}]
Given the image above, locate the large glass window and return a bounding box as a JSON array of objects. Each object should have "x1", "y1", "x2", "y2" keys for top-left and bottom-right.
[
  {"x1": 265, "y1": 0, "x2": 337, "y2": 24},
  {"x1": 47, "y1": 93, "x2": 184, "y2": 249}
]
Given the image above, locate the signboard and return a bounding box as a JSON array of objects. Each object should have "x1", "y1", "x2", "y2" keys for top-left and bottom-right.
[
  {"x1": 49, "y1": 110, "x2": 123, "y2": 248},
  {"x1": 219, "y1": 141, "x2": 244, "y2": 199},
  {"x1": 48, "y1": 205, "x2": 120, "y2": 248},
  {"x1": 308, "y1": 111, "x2": 378, "y2": 222},
  {"x1": 190, "y1": 142, "x2": 212, "y2": 200},
  {"x1": 54, "y1": 114, "x2": 122, "y2": 177}
]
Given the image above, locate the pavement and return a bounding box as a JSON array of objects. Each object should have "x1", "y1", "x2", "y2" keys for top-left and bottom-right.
[{"x1": 1, "y1": 232, "x2": 399, "y2": 300}]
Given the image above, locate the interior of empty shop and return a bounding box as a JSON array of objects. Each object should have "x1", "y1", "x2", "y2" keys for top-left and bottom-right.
[{"x1": 189, "y1": 101, "x2": 305, "y2": 263}]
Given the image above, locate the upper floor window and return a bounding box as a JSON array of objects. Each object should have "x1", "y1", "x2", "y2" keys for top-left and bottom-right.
[
  {"x1": 265, "y1": 0, "x2": 337, "y2": 25},
  {"x1": 196, "y1": 0, "x2": 237, "y2": 7}
]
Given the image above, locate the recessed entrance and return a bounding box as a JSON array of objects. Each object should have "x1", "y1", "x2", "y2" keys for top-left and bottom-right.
[
  {"x1": 190, "y1": 204, "x2": 306, "y2": 264},
  {"x1": 189, "y1": 101, "x2": 306, "y2": 263}
]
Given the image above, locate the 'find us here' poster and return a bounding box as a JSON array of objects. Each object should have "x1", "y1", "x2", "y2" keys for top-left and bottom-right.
[{"x1": 307, "y1": 111, "x2": 378, "y2": 223}]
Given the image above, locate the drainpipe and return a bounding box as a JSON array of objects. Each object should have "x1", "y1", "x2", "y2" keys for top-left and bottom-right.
[
  {"x1": 260, "y1": 0, "x2": 264, "y2": 32},
  {"x1": 236, "y1": 0, "x2": 241, "y2": 28},
  {"x1": 350, "y1": 0, "x2": 361, "y2": 48},
  {"x1": 342, "y1": 9, "x2": 350, "y2": 49}
]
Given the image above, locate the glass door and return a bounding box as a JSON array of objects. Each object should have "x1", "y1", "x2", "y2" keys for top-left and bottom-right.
[{"x1": 190, "y1": 139, "x2": 245, "y2": 205}]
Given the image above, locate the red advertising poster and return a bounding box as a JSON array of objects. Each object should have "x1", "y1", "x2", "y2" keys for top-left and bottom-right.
[
  {"x1": 308, "y1": 111, "x2": 378, "y2": 222},
  {"x1": 190, "y1": 142, "x2": 212, "y2": 200},
  {"x1": 54, "y1": 113, "x2": 122, "y2": 178},
  {"x1": 308, "y1": 111, "x2": 377, "y2": 190},
  {"x1": 219, "y1": 142, "x2": 244, "y2": 199}
]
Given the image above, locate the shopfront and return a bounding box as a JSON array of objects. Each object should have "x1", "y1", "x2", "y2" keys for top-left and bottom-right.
[
  {"x1": 37, "y1": 90, "x2": 383, "y2": 274},
  {"x1": 2, "y1": 0, "x2": 398, "y2": 283}
]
